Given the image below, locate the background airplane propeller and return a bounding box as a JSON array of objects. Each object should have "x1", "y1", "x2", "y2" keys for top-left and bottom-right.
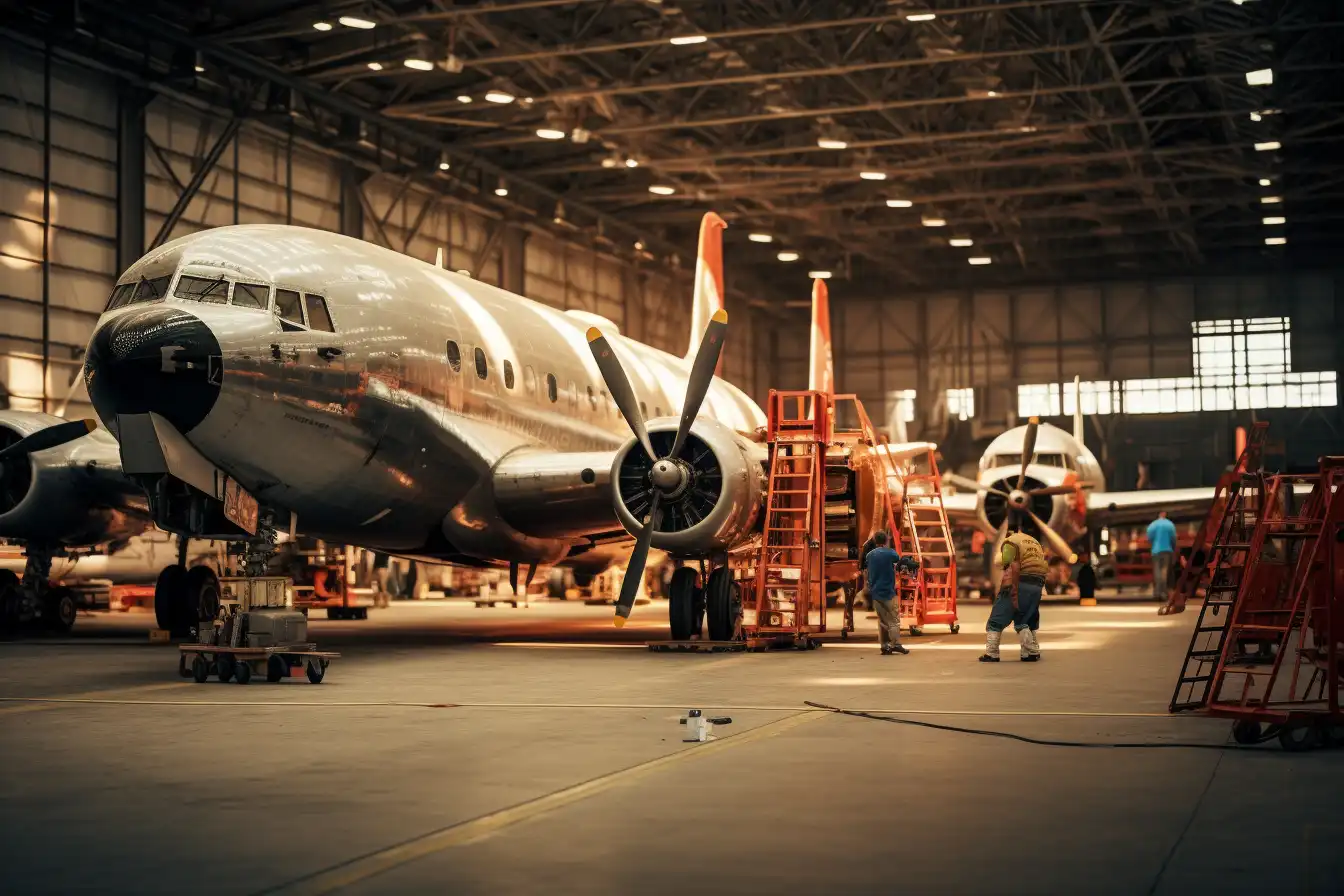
[
  {"x1": 587, "y1": 309, "x2": 728, "y2": 626},
  {"x1": 0, "y1": 419, "x2": 97, "y2": 512}
]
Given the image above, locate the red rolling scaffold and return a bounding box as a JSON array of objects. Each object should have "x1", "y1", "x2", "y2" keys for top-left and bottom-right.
[{"x1": 1168, "y1": 455, "x2": 1344, "y2": 751}]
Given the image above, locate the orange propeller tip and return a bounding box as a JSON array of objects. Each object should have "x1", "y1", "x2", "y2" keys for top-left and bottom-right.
[
  {"x1": 612, "y1": 615, "x2": 627, "y2": 628},
  {"x1": 80, "y1": 419, "x2": 97, "y2": 432},
  {"x1": 711, "y1": 309, "x2": 728, "y2": 324},
  {"x1": 1028, "y1": 416, "x2": 1040, "y2": 424},
  {"x1": 585, "y1": 326, "x2": 603, "y2": 342}
]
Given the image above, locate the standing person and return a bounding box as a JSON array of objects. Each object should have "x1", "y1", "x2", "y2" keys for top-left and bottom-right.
[
  {"x1": 1075, "y1": 550, "x2": 1097, "y2": 607},
  {"x1": 979, "y1": 528, "x2": 1048, "y2": 662},
  {"x1": 864, "y1": 531, "x2": 910, "y2": 656},
  {"x1": 1146, "y1": 510, "x2": 1178, "y2": 603}
]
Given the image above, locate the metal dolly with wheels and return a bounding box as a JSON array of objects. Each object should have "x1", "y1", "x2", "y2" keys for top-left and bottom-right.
[{"x1": 179, "y1": 643, "x2": 339, "y2": 684}]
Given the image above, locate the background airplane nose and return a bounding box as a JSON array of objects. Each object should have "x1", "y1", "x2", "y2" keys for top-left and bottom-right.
[{"x1": 84, "y1": 306, "x2": 223, "y2": 435}]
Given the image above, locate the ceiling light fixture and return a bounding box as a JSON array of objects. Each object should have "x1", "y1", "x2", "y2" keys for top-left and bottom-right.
[
  {"x1": 1249, "y1": 111, "x2": 1263, "y2": 122},
  {"x1": 495, "y1": 179, "x2": 509, "y2": 197},
  {"x1": 601, "y1": 157, "x2": 618, "y2": 169},
  {"x1": 485, "y1": 90, "x2": 516, "y2": 104},
  {"x1": 456, "y1": 95, "x2": 472, "y2": 104},
  {"x1": 859, "y1": 171, "x2": 887, "y2": 181},
  {"x1": 648, "y1": 185, "x2": 676, "y2": 195},
  {"x1": 437, "y1": 152, "x2": 451, "y2": 172},
  {"x1": 1255, "y1": 140, "x2": 1281, "y2": 151},
  {"x1": 817, "y1": 137, "x2": 848, "y2": 150},
  {"x1": 922, "y1": 216, "x2": 947, "y2": 227},
  {"x1": 536, "y1": 128, "x2": 566, "y2": 140},
  {"x1": 809, "y1": 270, "x2": 832, "y2": 279},
  {"x1": 625, "y1": 158, "x2": 639, "y2": 168},
  {"x1": 634, "y1": 240, "x2": 646, "y2": 252},
  {"x1": 1262, "y1": 216, "x2": 1285, "y2": 225},
  {"x1": 1259, "y1": 177, "x2": 1272, "y2": 186},
  {"x1": 1261, "y1": 195, "x2": 1282, "y2": 204},
  {"x1": 748, "y1": 233, "x2": 773, "y2": 243},
  {"x1": 366, "y1": 61, "x2": 383, "y2": 71},
  {"x1": 1264, "y1": 236, "x2": 1286, "y2": 245},
  {"x1": 949, "y1": 238, "x2": 974, "y2": 247},
  {"x1": 338, "y1": 15, "x2": 377, "y2": 29},
  {"x1": 906, "y1": 13, "x2": 937, "y2": 22},
  {"x1": 777, "y1": 251, "x2": 800, "y2": 262},
  {"x1": 886, "y1": 198, "x2": 913, "y2": 208},
  {"x1": 313, "y1": 21, "x2": 334, "y2": 31},
  {"x1": 968, "y1": 256, "x2": 993, "y2": 265},
  {"x1": 1245, "y1": 68, "x2": 1274, "y2": 86},
  {"x1": 193, "y1": 51, "x2": 205, "y2": 73},
  {"x1": 404, "y1": 57, "x2": 434, "y2": 71},
  {"x1": 669, "y1": 35, "x2": 708, "y2": 45}
]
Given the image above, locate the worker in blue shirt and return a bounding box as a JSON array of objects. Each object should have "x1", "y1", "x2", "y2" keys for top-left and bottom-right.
[
  {"x1": 1146, "y1": 511, "x2": 1178, "y2": 603},
  {"x1": 863, "y1": 531, "x2": 910, "y2": 655}
]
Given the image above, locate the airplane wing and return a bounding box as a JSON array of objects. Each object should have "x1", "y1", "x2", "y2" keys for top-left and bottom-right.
[{"x1": 1086, "y1": 487, "x2": 1219, "y2": 527}]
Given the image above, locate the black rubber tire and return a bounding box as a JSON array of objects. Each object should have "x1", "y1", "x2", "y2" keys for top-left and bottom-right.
[
  {"x1": 1231, "y1": 720, "x2": 1262, "y2": 745},
  {"x1": 233, "y1": 661, "x2": 252, "y2": 684},
  {"x1": 950, "y1": 623, "x2": 961, "y2": 635},
  {"x1": 668, "y1": 567, "x2": 698, "y2": 640},
  {"x1": 44, "y1": 587, "x2": 78, "y2": 633},
  {"x1": 328, "y1": 607, "x2": 346, "y2": 620},
  {"x1": 705, "y1": 567, "x2": 740, "y2": 642},
  {"x1": 267, "y1": 655, "x2": 286, "y2": 683},
  {"x1": 191, "y1": 655, "x2": 209, "y2": 683},
  {"x1": 1278, "y1": 720, "x2": 1317, "y2": 752},
  {"x1": 184, "y1": 566, "x2": 221, "y2": 635},
  {"x1": 155, "y1": 565, "x2": 186, "y2": 633},
  {"x1": 306, "y1": 659, "x2": 325, "y2": 684},
  {"x1": 571, "y1": 569, "x2": 595, "y2": 589},
  {"x1": 216, "y1": 654, "x2": 234, "y2": 683},
  {"x1": 909, "y1": 626, "x2": 923, "y2": 637},
  {"x1": 178, "y1": 654, "x2": 191, "y2": 678},
  {"x1": 354, "y1": 607, "x2": 369, "y2": 620}
]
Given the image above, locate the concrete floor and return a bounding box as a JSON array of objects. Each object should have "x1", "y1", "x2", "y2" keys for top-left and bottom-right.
[{"x1": 1, "y1": 595, "x2": 1341, "y2": 895}]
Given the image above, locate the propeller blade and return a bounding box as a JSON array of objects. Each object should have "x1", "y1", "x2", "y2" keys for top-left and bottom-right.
[
  {"x1": 944, "y1": 472, "x2": 1010, "y2": 499},
  {"x1": 509, "y1": 561, "x2": 519, "y2": 597},
  {"x1": 0, "y1": 418, "x2": 95, "y2": 461},
  {"x1": 614, "y1": 491, "x2": 662, "y2": 627},
  {"x1": 1025, "y1": 510, "x2": 1078, "y2": 563},
  {"x1": 670, "y1": 309, "x2": 728, "y2": 459},
  {"x1": 587, "y1": 327, "x2": 656, "y2": 462},
  {"x1": 1027, "y1": 484, "x2": 1083, "y2": 497},
  {"x1": 1016, "y1": 417, "x2": 1039, "y2": 491}
]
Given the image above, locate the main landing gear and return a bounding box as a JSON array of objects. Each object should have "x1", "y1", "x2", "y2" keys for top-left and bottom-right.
[
  {"x1": 667, "y1": 563, "x2": 740, "y2": 642},
  {"x1": 0, "y1": 545, "x2": 79, "y2": 636}
]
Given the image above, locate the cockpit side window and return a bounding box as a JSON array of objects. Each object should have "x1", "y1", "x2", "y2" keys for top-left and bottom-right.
[
  {"x1": 304, "y1": 294, "x2": 335, "y2": 332},
  {"x1": 175, "y1": 275, "x2": 229, "y2": 304},
  {"x1": 446, "y1": 341, "x2": 462, "y2": 374},
  {"x1": 105, "y1": 283, "x2": 134, "y2": 311},
  {"x1": 232, "y1": 282, "x2": 269, "y2": 310},
  {"x1": 473, "y1": 347, "x2": 488, "y2": 380},
  {"x1": 132, "y1": 276, "x2": 172, "y2": 304},
  {"x1": 275, "y1": 289, "x2": 305, "y2": 326}
]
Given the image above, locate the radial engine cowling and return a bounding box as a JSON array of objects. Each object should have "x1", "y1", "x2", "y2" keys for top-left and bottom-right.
[{"x1": 611, "y1": 417, "x2": 764, "y2": 557}]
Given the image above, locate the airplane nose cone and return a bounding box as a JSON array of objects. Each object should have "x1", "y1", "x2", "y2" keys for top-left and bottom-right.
[{"x1": 84, "y1": 306, "x2": 222, "y2": 435}]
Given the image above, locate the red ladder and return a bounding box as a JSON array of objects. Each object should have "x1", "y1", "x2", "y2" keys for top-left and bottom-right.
[{"x1": 896, "y1": 447, "x2": 958, "y2": 634}]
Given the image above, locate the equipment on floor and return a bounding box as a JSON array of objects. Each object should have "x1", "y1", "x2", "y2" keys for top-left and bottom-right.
[
  {"x1": 1168, "y1": 456, "x2": 1344, "y2": 751},
  {"x1": 178, "y1": 575, "x2": 338, "y2": 684},
  {"x1": 680, "y1": 709, "x2": 733, "y2": 742}
]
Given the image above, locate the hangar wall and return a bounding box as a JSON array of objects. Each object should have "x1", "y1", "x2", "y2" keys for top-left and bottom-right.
[{"x1": 0, "y1": 39, "x2": 767, "y2": 422}]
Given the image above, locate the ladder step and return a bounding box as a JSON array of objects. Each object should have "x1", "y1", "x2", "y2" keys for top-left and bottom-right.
[{"x1": 1232, "y1": 624, "x2": 1292, "y2": 633}]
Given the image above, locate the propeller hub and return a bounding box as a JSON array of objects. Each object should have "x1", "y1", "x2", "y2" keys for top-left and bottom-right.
[
  {"x1": 651, "y1": 458, "x2": 689, "y2": 497},
  {"x1": 1008, "y1": 489, "x2": 1029, "y2": 509}
]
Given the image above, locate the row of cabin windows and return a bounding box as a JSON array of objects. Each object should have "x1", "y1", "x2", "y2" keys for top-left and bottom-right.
[
  {"x1": 105, "y1": 275, "x2": 335, "y2": 332},
  {"x1": 444, "y1": 338, "x2": 664, "y2": 416}
]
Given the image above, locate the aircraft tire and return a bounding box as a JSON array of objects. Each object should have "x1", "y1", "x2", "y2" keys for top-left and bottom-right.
[
  {"x1": 705, "y1": 567, "x2": 739, "y2": 642},
  {"x1": 183, "y1": 566, "x2": 221, "y2": 636},
  {"x1": 155, "y1": 565, "x2": 186, "y2": 634},
  {"x1": 44, "y1": 586, "x2": 77, "y2": 633},
  {"x1": 668, "y1": 567, "x2": 698, "y2": 640}
]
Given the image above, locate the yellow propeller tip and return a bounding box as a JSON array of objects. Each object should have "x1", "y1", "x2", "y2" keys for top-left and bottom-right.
[
  {"x1": 1068, "y1": 553, "x2": 1078, "y2": 564},
  {"x1": 711, "y1": 309, "x2": 728, "y2": 324},
  {"x1": 1028, "y1": 416, "x2": 1040, "y2": 424},
  {"x1": 80, "y1": 419, "x2": 97, "y2": 432},
  {"x1": 585, "y1": 326, "x2": 603, "y2": 342},
  {"x1": 612, "y1": 615, "x2": 627, "y2": 628}
]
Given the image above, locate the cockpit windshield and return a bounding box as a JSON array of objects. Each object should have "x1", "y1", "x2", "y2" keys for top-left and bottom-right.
[
  {"x1": 988, "y1": 452, "x2": 1070, "y2": 470},
  {"x1": 104, "y1": 276, "x2": 171, "y2": 311},
  {"x1": 175, "y1": 275, "x2": 230, "y2": 304}
]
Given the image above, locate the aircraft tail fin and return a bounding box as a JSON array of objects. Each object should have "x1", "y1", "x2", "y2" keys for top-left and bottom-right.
[
  {"x1": 1072, "y1": 374, "x2": 1085, "y2": 446},
  {"x1": 687, "y1": 212, "x2": 727, "y2": 374},
  {"x1": 807, "y1": 278, "x2": 835, "y2": 394}
]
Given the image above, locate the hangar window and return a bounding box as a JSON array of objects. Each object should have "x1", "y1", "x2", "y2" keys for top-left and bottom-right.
[
  {"x1": 232, "y1": 282, "x2": 269, "y2": 310},
  {"x1": 503, "y1": 360, "x2": 516, "y2": 390},
  {"x1": 129, "y1": 275, "x2": 171, "y2": 304},
  {"x1": 474, "y1": 347, "x2": 488, "y2": 380},
  {"x1": 275, "y1": 289, "x2": 304, "y2": 325},
  {"x1": 105, "y1": 283, "x2": 134, "y2": 311},
  {"x1": 546, "y1": 373, "x2": 558, "y2": 403},
  {"x1": 946, "y1": 388, "x2": 975, "y2": 420},
  {"x1": 887, "y1": 389, "x2": 916, "y2": 423},
  {"x1": 446, "y1": 341, "x2": 461, "y2": 373},
  {"x1": 305, "y1": 295, "x2": 335, "y2": 332}
]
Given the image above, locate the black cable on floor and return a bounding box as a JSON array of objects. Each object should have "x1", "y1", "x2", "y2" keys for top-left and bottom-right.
[{"x1": 803, "y1": 701, "x2": 1276, "y2": 750}]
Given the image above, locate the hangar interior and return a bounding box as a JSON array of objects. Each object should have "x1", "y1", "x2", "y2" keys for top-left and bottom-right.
[{"x1": 2, "y1": 1, "x2": 1344, "y2": 894}]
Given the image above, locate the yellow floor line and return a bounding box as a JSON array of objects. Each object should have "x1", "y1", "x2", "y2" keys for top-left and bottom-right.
[
  {"x1": 0, "y1": 681, "x2": 190, "y2": 717},
  {"x1": 259, "y1": 711, "x2": 824, "y2": 896}
]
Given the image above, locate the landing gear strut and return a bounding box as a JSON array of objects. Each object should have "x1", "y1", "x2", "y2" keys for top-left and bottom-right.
[{"x1": 0, "y1": 546, "x2": 77, "y2": 635}]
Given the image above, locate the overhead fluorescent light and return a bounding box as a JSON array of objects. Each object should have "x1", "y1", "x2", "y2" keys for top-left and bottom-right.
[
  {"x1": 625, "y1": 158, "x2": 639, "y2": 168},
  {"x1": 366, "y1": 61, "x2": 384, "y2": 71},
  {"x1": 669, "y1": 35, "x2": 708, "y2": 45},
  {"x1": 648, "y1": 184, "x2": 676, "y2": 195},
  {"x1": 1249, "y1": 111, "x2": 1262, "y2": 122},
  {"x1": 193, "y1": 51, "x2": 205, "y2": 73},
  {"x1": 748, "y1": 233, "x2": 773, "y2": 243},
  {"x1": 536, "y1": 128, "x2": 567, "y2": 140},
  {"x1": 817, "y1": 138, "x2": 848, "y2": 150},
  {"x1": 1260, "y1": 195, "x2": 1282, "y2": 204},
  {"x1": 495, "y1": 186, "x2": 509, "y2": 197},
  {"x1": 404, "y1": 58, "x2": 434, "y2": 71},
  {"x1": 1259, "y1": 177, "x2": 1272, "y2": 186},
  {"x1": 313, "y1": 21, "x2": 333, "y2": 31},
  {"x1": 338, "y1": 15, "x2": 377, "y2": 29},
  {"x1": 601, "y1": 157, "x2": 618, "y2": 169},
  {"x1": 1262, "y1": 216, "x2": 1285, "y2": 225},
  {"x1": 634, "y1": 240, "x2": 646, "y2": 251},
  {"x1": 809, "y1": 270, "x2": 832, "y2": 279},
  {"x1": 1255, "y1": 140, "x2": 1281, "y2": 151},
  {"x1": 906, "y1": 13, "x2": 937, "y2": 22},
  {"x1": 886, "y1": 198, "x2": 913, "y2": 208},
  {"x1": 922, "y1": 216, "x2": 947, "y2": 227},
  {"x1": 1264, "y1": 236, "x2": 1286, "y2": 245},
  {"x1": 456, "y1": 95, "x2": 472, "y2": 104},
  {"x1": 777, "y1": 251, "x2": 800, "y2": 262},
  {"x1": 949, "y1": 238, "x2": 974, "y2": 247},
  {"x1": 859, "y1": 171, "x2": 887, "y2": 181},
  {"x1": 485, "y1": 90, "x2": 516, "y2": 104},
  {"x1": 1245, "y1": 68, "x2": 1273, "y2": 86},
  {"x1": 968, "y1": 256, "x2": 992, "y2": 265}
]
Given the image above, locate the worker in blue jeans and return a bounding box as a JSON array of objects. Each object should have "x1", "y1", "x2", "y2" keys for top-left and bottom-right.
[
  {"x1": 979, "y1": 530, "x2": 1047, "y2": 662},
  {"x1": 864, "y1": 531, "x2": 910, "y2": 656},
  {"x1": 1147, "y1": 510, "x2": 1178, "y2": 603}
]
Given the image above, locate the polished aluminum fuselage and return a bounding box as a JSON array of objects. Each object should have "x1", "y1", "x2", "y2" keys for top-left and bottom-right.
[{"x1": 100, "y1": 225, "x2": 765, "y2": 564}]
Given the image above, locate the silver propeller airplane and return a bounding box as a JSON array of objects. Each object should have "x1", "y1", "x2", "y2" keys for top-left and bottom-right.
[{"x1": 0, "y1": 211, "x2": 770, "y2": 635}]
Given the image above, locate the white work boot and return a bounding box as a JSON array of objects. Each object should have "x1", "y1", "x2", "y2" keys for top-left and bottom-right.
[
  {"x1": 979, "y1": 630, "x2": 1001, "y2": 662},
  {"x1": 1018, "y1": 627, "x2": 1041, "y2": 662}
]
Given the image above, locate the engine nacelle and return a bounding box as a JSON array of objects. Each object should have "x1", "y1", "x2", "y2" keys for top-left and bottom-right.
[
  {"x1": 0, "y1": 412, "x2": 149, "y2": 546},
  {"x1": 611, "y1": 417, "x2": 765, "y2": 557}
]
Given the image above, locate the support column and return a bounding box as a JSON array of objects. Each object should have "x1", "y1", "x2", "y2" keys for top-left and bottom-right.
[
  {"x1": 499, "y1": 225, "x2": 527, "y2": 295},
  {"x1": 115, "y1": 84, "x2": 149, "y2": 274},
  {"x1": 338, "y1": 162, "x2": 368, "y2": 240}
]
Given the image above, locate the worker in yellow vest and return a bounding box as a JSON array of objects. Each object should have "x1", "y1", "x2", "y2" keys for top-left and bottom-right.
[{"x1": 979, "y1": 529, "x2": 1048, "y2": 662}]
